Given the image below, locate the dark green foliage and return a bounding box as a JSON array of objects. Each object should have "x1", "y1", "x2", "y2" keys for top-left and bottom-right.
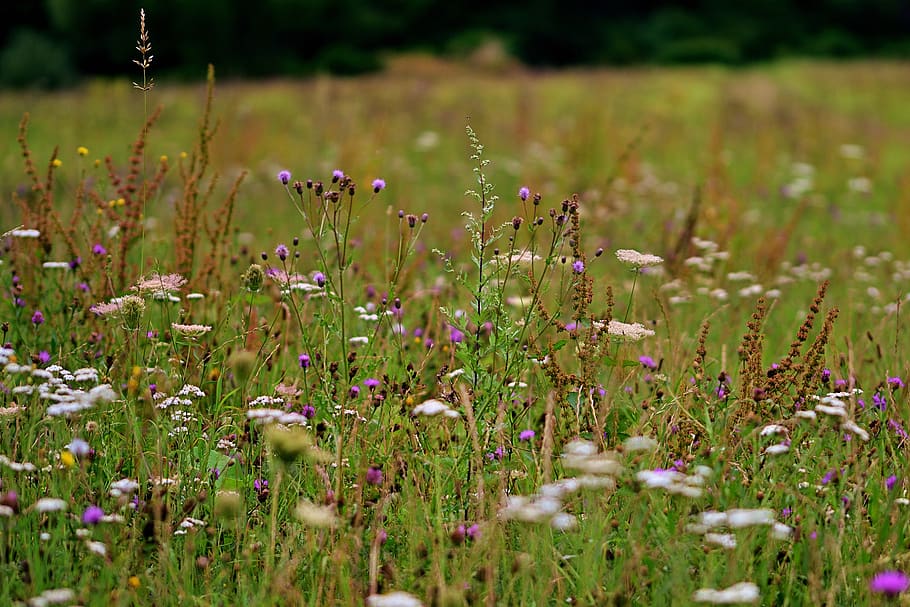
[{"x1": 1, "y1": 0, "x2": 908, "y2": 87}]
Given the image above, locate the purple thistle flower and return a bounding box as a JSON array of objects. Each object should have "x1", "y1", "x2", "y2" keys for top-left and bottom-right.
[
  {"x1": 519, "y1": 429, "x2": 535, "y2": 442},
  {"x1": 92, "y1": 243, "x2": 107, "y2": 256},
  {"x1": 299, "y1": 353, "x2": 311, "y2": 369},
  {"x1": 31, "y1": 310, "x2": 44, "y2": 326},
  {"x1": 364, "y1": 378, "x2": 380, "y2": 390},
  {"x1": 77, "y1": 282, "x2": 90, "y2": 292},
  {"x1": 82, "y1": 505, "x2": 104, "y2": 525},
  {"x1": 366, "y1": 466, "x2": 383, "y2": 486},
  {"x1": 565, "y1": 322, "x2": 577, "y2": 332},
  {"x1": 887, "y1": 475, "x2": 898, "y2": 491},
  {"x1": 313, "y1": 272, "x2": 326, "y2": 288},
  {"x1": 518, "y1": 186, "x2": 530, "y2": 201},
  {"x1": 278, "y1": 170, "x2": 292, "y2": 185},
  {"x1": 275, "y1": 244, "x2": 289, "y2": 261},
  {"x1": 486, "y1": 446, "x2": 504, "y2": 461},
  {"x1": 349, "y1": 385, "x2": 360, "y2": 398},
  {"x1": 332, "y1": 169, "x2": 344, "y2": 182},
  {"x1": 888, "y1": 376, "x2": 905, "y2": 389},
  {"x1": 69, "y1": 256, "x2": 81, "y2": 270},
  {"x1": 449, "y1": 326, "x2": 465, "y2": 344},
  {"x1": 301, "y1": 404, "x2": 316, "y2": 419},
  {"x1": 466, "y1": 523, "x2": 481, "y2": 540},
  {"x1": 371, "y1": 178, "x2": 386, "y2": 193},
  {"x1": 254, "y1": 478, "x2": 268, "y2": 493},
  {"x1": 572, "y1": 260, "x2": 584, "y2": 273},
  {"x1": 639, "y1": 355, "x2": 657, "y2": 370},
  {"x1": 37, "y1": 350, "x2": 50, "y2": 364},
  {"x1": 870, "y1": 571, "x2": 910, "y2": 597},
  {"x1": 821, "y1": 368, "x2": 831, "y2": 383},
  {"x1": 873, "y1": 392, "x2": 888, "y2": 411}
]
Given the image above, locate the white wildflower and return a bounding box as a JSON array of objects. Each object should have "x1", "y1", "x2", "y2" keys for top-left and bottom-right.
[
  {"x1": 42, "y1": 261, "x2": 70, "y2": 269},
  {"x1": 693, "y1": 582, "x2": 759, "y2": 604},
  {"x1": 550, "y1": 512, "x2": 577, "y2": 531},
  {"x1": 110, "y1": 478, "x2": 140, "y2": 497},
  {"x1": 86, "y1": 540, "x2": 107, "y2": 556},
  {"x1": 763, "y1": 443, "x2": 790, "y2": 456},
  {"x1": 760, "y1": 424, "x2": 787, "y2": 437},
  {"x1": 10, "y1": 229, "x2": 40, "y2": 238},
  {"x1": 602, "y1": 320, "x2": 655, "y2": 341},
  {"x1": 771, "y1": 522, "x2": 793, "y2": 540},
  {"x1": 411, "y1": 399, "x2": 460, "y2": 418},
  {"x1": 294, "y1": 499, "x2": 337, "y2": 528},
  {"x1": 366, "y1": 591, "x2": 423, "y2": 607},
  {"x1": 727, "y1": 508, "x2": 775, "y2": 528},
  {"x1": 34, "y1": 498, "x2": 67, "y2": 513},
  {"x1": 841, "y1": 419, "x2": 869, "y2": 441},
  {"x1": 623, "y1": 435, "x2": 658, "y2": 452},
  {"x1": 615, "y1": 249, "x2": 664, "y2": 268},
  {"x1": 704, "y1": 533, "x2": 737, "y2": 549}
]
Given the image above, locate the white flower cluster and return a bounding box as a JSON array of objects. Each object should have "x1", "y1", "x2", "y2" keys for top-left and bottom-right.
[
  {"x1": 411, "y1": 398, "x2": 460, "y2": 419},
  {"x1": 685, "y1": 508, "x2": 792, "y2": 540}
]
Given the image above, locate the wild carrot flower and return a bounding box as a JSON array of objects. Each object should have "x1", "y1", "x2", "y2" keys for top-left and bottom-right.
[
  {"x1": 870, "y1": 571, "x2": 910, "y2": 597},
  {"x1": 278, "y1": 170, "x2": 291, "y2": 185},
  {"x1": 371, "y1": 178, "x2": 386, "y2": 193},
  {"x1": 35, "y1": 498, "x2": 67, "y2": 513},
  {"x1": 171, "y1": 323, "x2": 212, "y2": 337},
  {"x1": 615, "y1": 248, "x2": 664, "y2": 268},
  {"x1": 366, "y1": 591, "x2": 422, "y2": 607},
  {"x1": 692, "y1": 582, "x2": 759, "y2": 604}
]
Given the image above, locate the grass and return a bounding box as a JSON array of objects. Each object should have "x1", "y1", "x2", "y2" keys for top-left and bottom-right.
[{"x1": 1, "y1": 48, "x2": 910, "y2": 605}]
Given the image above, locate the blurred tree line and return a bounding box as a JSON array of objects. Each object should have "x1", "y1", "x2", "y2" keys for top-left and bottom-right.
[{"x1": 2, "y1": 0, "x2": 909, "y2": 88}]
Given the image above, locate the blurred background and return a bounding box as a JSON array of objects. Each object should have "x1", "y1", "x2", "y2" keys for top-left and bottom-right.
[{"x1": 3, "y1": 0, "x2": 910, "y2": 88}]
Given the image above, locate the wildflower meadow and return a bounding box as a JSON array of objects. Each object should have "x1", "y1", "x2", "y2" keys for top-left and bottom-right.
[{"x1": 3, "y1": 11, "x2": 910, "y2": 607}]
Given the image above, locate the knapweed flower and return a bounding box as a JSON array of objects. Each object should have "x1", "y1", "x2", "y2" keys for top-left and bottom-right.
[
  {"x1": 364, "y1": 377, "x2": 380, "y2": 390},
  {"x1": 301, "y1": 404, "x2": 316, "y2": 418},
  {"x1": 332, "y1": 169, "x2": 344, "y2": 182},
  {"x1": 37, "y1": 350, "x2": 50, "y2": 364},
  {"x1": 572, "y1": 260, "x2": 584, "y2": 273},
  {"x1": 298, "y1": 353, "x2": 311, "y2": 369},
  {"x1": 519, "y1": 429, "x2": 536, "y2": 442},
  {"x1": 371, "y1": 178, "x2": 386, "y2": 193},
  {"x1": 313, "y1": 272, "x2": 326, "y2": 288},
  {"x1": 518, "y1": 186, "x2": 530, "y2": 201},
  {"x1": 82, "y1": 505, "x2": 104, "y2": 525},
  {"x1": 92, "y1": 243, "x2": 107, "y2": 255},
  {"x1": 639, "y1": 355, "x2": 658, "y2": 369},
  {"x1": 31, "y1": 310, "x2": 44, "y2": 326},
  {"x1": 278, "y1": 170, "x2": 291, "y2": 185},
  {"x1": 275, "y1": 244, "x2": 289, "y2": 261},
  {"x1": 366, "y1": 466, "x2": 383, "y2": 486},
  {"x1": 888, "y1": 376, "x2": 905, "y2": 389},
  {"x1": 870, "y1": 571, "x2": 910, "y2": 597}
]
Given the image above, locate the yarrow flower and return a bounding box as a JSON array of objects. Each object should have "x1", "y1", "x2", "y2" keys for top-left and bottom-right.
[
  {"x1": 371, "y1": 178, "x2": 386, "y2": 193},
  {"x1": 278, "y1": 170, "x2": 291, "y2": 185},
  {"x1": 870, "y1": 571, "x2": 910, "y2": 597}
]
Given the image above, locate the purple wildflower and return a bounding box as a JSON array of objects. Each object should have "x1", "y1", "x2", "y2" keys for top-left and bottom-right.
[
  {"x1": 332, "y1": 169, "x2": 344, "y2": 182},
  {"x1": 299, "y1": 353, "x2": 311, "y2": 369},
  {"x1": 82, "y1": 505, "x2": 104, "y2": 525},
  {"x1": 870, "y1": 571, "x2": 910, "y2": 597},
  {"x1": 77, "y1": 282, "x2": 89, "y2": 292},
  {"x1": 349, "y1": 385, "x2": 360, "y2": 398},
  {"x1": 781, "y1": 507, "x2": 792, "y2": 518},
  {"x1": 572, "y1": 260, "x2": 584, "y2": 273},
  {"x1": 364, "y1": 378, "x2": 380, "y2": 390},
  {"x1": 873, "y1": 392, "x2": 888, "y2": 411},
  {"x1": 565, "y1": 322, "x2": 577, "y2": 332},
  {"x1": 888, "y1": 376, "x2": 905, "y2": 389},
  {"x1": 366, "y1": 467, "x2": 383, "y2": 486},
  {"x1": 278, "y1": 170, "x2": 292, "y2": 185},
  {"x1": 486, "y1": 446, "x2": 504, "y2": 462},
  {"x1": 821, "y1": 368, "x2": 831, "y2": 383},
  {"x1": 92, "y1": 243, "x2": 107, "y2": 256},
  {"x1": 254, "y1": 478, "x2": 268, "y2": 493},
  {"x1": 518, "y1": 187, "x2": 530, "y2": 201},
  {"x1": 301, "y1": 404, "x2": 316, "y2": 419},
  {"x1": 37, "y1": 350, "x2": 50, "y2": 364},
  {"x1": 449, "y1": 326, "x2": 465, "y2": 344},
  {"x1": 69, "y1": 256, "x2": 81, "y2": 270},
  {"x1": 313, "y1": 272, "x2": 326, "y2": 288},
  {"x1": 887, "y1": 475, "x2": 898, "y2": 491},
  {"x1": 275, "y1": 244, "x2": 289, "y2": 261},
  {"x1": 371, "y1": 178, "x2": 386, "y2": 193},
  {"x1": 31, "y1": 310, "x2": 44, "y2": 326},
  {"x1": 639, "y1": 355, "x2": 657, "y2": 370},
  {"x1": 466, "y1": 523, "x2": 481, "y2": 540},
  {"x1": 519, "y1": 429, "x2": 535, "y2": 442}
]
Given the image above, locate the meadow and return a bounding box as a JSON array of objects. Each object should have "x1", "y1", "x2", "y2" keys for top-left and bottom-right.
[{"x1": 2, "y1": 40, "x2": 910, "y2": 606}]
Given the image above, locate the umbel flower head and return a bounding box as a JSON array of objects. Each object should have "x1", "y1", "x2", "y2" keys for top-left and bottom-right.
[{"x1": 615, "y1": 248, "x2": 664, "y2": 268}]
